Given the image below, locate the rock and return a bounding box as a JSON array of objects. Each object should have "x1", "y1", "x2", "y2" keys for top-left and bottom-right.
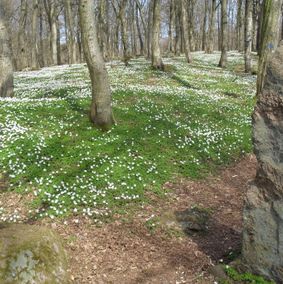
[
  {"x1": 175, "y1": 207, "x2": 211, "y2": 232},
  {"x1": 208, "y1": 265, "x2": 229, "y2": 282},
  {"x1": 242, "y1": 43, "x2": 283, "y2": 283},
  {"x1": 0, "y1": 224, "x2": 70, "y2": 284}
]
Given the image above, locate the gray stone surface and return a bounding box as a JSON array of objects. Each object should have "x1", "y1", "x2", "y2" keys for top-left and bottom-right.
[
  {"x1": 242, "y1": 43, "x2": 283, "y2": 283},
  {"x1": 0, "y1": 224, "x2": 70, "y2": 284}
]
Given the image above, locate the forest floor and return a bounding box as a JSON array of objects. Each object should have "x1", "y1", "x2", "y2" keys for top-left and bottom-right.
[{"x1": 0, "y1": 52, "x2": 261, "y2": 283}]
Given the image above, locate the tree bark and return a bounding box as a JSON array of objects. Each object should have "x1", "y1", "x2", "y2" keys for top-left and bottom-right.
[
  {"x1": 206, "y1": 0, "x2": 216, "y2": 53},
  {"x1": 0, "y1": 4, "x2": 13, "y2": 97},
  {"x1": 256, "y1": 0, "x2": 283, "y2": 95},
  {"x1": 174, "y1": 0, "x2": 181, "y2": 56},
  {"x1": 31, "y1": 0, "x2": 39, "y2": 70},
  {"x1": 168, "y1": 0, "x2": 175, "y2": 54},
  {"x1": 202, "y1": 0, "x2": 209, "y2": 51},
  {"x1": 237, "y1": 0, "x2": 243, "y2": 52},
  {"x1": 181, "y1": 0, "x2": 192, "y2": 63},
  {"x1": 244, "y1": 0, "x2": 253, "y2": 73},
  {"x1": 18, "y1": 0, "x2": 28, "y2": 70},
  {"x1": 44, "y1": 0, "x2": 58, "y2": 65},
  {"x1": 151, "y1": 0, "x2": 164, "y2": 70},
  {"x1": 65, "y1": 0, "x2": 77, "y2": 64},
  {"x1": 79, "y1": 0, "x2": 115, "y2": 130},
  {"x1": 218, "y1": 0, "x2": 228, "y2": 68}
]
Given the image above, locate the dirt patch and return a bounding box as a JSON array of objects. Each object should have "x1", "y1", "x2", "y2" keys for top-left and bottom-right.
[{"x1": 0, "y1": 155, "x2": 257, "y2": 283}]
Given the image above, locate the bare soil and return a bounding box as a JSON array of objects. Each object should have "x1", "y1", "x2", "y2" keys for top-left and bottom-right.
[{"x1": 0, "y1": 155, "x2": 257, "y2": 283}]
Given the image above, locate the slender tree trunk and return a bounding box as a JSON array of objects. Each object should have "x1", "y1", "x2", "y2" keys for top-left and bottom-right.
[
  {"x1": 181, "y1": 0, "x2": 192, "y2": 63},
  {"x1": 51, "y1": 9, "x2": 58, "y2": 65},
  {"x1": 174, "y1": 1, "x2": 181, "y2": 56},
  {"x1": 256, "y1": 0, "x2": 283, "y2": 95},
  {"x1": 202, "y1": 0, "x2": 209, "y2": 51},
  {"x1": 237, "y1": 0, "x2": 243, "y2": 52},
  {"x1": 18, "y1": 0, "x2": 28, "y2": 70},
  {"x1": 0, "y1": 4, "x2": 13, "y2": 97},
  {"x1": 39, "y1": 2, "x2": 45, "y2": 67},
  {"x1": 147, "y1": 0, "x2": 153, "y2": 59},
  {"x1": 188, "y1": 0, "x2": 196, "y2": 51},
  {"x1": 117, "y1": 0, "x2": 131, "y2": 66},
  {"x1": 65, "y1": 0, "x2": 77, "y2": 64},
  {"x1": 136, "y1": 3, "x2": 144, "y2": 55},
  {"x1": 44, "y1": 0, "x2": 58, "y2": 65},
  {"x1": 168, "y1": 0, "x2": 175, "y2": 54},
  {"x1": 218, "y1": 0, "x2": 228, "y2": 68},
  {"x1": 79, "y1": 0, "x2": 115, "y2": 130},
  {"x1": 56, "y1": 17, "x2": 61, "y2": 65},
  {"x1": 244, "y1": 0, "x2": 253, "y2": 73},
  {"x1": 151, "y1": 0, "x2": 164, "y2": 70},
  {"x1": 31, "y1": 0, "x2": 39, "y2": 70},
  {"x1": 206, "y1": 0, "x2": 216, "y2": 53}
]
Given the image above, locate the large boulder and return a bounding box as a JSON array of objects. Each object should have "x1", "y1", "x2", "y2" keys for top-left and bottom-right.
[
  {"x1": 242, "y1": 43, "x2": 283, "y2": 283},
  {"x1": 0, "y1": 224, "x2": 70, "y2": 284}
]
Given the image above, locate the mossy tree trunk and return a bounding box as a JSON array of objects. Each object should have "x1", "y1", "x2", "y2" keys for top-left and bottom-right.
[{"x1": 79, "y1": 0, "x2": 115, "y2": 130}]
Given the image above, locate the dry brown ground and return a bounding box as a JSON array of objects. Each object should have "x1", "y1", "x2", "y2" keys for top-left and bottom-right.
[{"x1": 0, "y1": 155, "x2": 257, "y2": 284}]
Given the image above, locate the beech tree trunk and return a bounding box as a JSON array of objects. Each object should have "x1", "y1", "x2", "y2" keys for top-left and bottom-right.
[
  {"x1": 202, "y1": 0, "x2": 209, "y2": 51},
  {"x1": 65, "y1": 0, "x2": 77, "y2": 64},
  {"x1": 168, "y1": 0, "x2": 175, "y2": 54},
  {"x1": 181, "y1": 0, "x2": 192, "y2": 63},
  {"x1": 244, "y1": 0, "x2": 253, "y2": 73},
  {"x1": 218, "y1": 0, "x2": 228, "y2": 68},
  {"x1": 18, "y1": 0, "x2": 28, "y2": 70},
  {"x1": 31, "y1": 0, "x2": 39, "y2": 70},
  {"x1": 256, "y1": 0, "x2": 283, "y2": 95},
  {"x1": 206, "y1": 0, "x2": 216, "y2": 53},
  {"x1": 0, "y1": 4, "x2": 13, "y2": 97},
  {"x1": 174, "y1": 1, "x2": 181, "y2": 56},
  {"x1": 79, "y1": 0, "x2": 115, "y2": 130},
  {"x1": 151, "y1": 0, "x2": 164, "y2": 70}
]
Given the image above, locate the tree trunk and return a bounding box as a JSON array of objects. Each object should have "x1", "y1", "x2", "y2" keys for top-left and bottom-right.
[
  {"x1": 118, "y1": 0, "x2": 131, "y2": 66},
  {"x1": 39, "y1": 2, "x2": 45, "y2": 67},
  {"x1": 174, "y1": 0, "x2": 181, "y2": 56},
  {"x1": 168, "y1": 0, "x2": 175, "y2": 54},
  {"x1": 244, "y1": 0, "x2": 253, "y2": 73},
  {"x1": 31, "y1": 0, "x2": 39, "y2": 70},
  {"x1": 65, "y1": 0, "x2": 77, "y2": 64},
  {"x1": 44, "y1": 0, "x2": 58, "y2": 65},
  {"x1": 256, "y1": 0, "x2": 283, "y2": 95},
  {"x1": 135, "y1": 3, "x2": 144, "y2": 55},
  {"x1": 0, "y1": 4, "x2": 13, "y2": 97},
  {"x1": 56, "y1": 17, "x2": 61, "y2": 65},
  {"x1": 206, "y1": 0, "x2": 216, "y2": 53},
  {"x1": 237, "y1": 0, "x2": 243, "y2": 52},
  {"x1": 181, "y1": 0, "x2": 192, "y2": 63},
  {"x1": 218, "y1": 0, "x2": 228, "y2": 68},
  {"x1": 151, "y1": 0, "x2": 164, "y2": 70},
  {"x1": 147, "y1": 0, "x2": 153, "y2": 59},
  {"x1": 202, "y1": 0, "x2": 209, "y2": 51},
  {"x1": 79, "y1": 0, "x2": 115, "y2": 130},
  {"x1": 18, "y1": 0, "x2": 28, "y2": 70}
]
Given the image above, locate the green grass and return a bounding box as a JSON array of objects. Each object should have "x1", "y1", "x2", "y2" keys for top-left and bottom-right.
[
  {"x1": 223, "y1": 266, "x2": 275, "y2": 284},
  {"x1": 0, "y1": 52, "x2": 256, "y2": 220}
]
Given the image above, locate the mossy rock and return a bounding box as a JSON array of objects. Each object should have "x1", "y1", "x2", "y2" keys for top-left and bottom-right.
[{"x1": 0, "y1": 224, "x2": 70, "y2": 284}]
